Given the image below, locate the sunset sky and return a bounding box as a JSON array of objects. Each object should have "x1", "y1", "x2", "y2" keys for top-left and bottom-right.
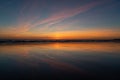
[{"x1": 0, "y1": 0, "x2": 120, "y2": 39}]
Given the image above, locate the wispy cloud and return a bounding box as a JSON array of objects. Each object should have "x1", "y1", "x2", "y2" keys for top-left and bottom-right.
[
  {"x1": 14, "y1": 0, "x2": 103, "y2": 32},
  {"x1": 29, "y1": 1, "x2": 102, "y2": 30}
]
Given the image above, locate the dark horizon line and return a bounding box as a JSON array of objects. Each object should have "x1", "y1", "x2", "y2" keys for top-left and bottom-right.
[{"x1": 0, "y1": 38, "x2": 120, "y2": 43}]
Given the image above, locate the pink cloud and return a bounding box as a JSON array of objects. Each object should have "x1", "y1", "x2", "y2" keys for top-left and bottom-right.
[
  {"x1": 15, "y1": 1, "x2": 104, "y2": 32},
  {"x1": 28, "y1": 2, "x2": 100, "y2": 30},
  {"x1": 29, "y1": 1, "x2": 101, "y2": 29}
]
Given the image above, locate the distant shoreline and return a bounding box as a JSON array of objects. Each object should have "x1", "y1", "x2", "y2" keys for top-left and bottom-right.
[{"x1": 0, "y1": 39, "x2": 120, "y2": 44}]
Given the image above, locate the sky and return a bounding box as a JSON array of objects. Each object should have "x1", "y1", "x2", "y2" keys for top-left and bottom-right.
[{"x1": 0, "y1": 0, "x2": 120, "y2": 39}]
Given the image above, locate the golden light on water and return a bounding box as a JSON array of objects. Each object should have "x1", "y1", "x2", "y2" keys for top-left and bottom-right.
[{"x1": 0, "y1": 42, "x2": 120, "y2": 54}]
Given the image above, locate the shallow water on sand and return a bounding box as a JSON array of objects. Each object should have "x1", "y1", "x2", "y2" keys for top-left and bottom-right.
[{"x1": 0, "y1": 42, "x2": 120, "y2": 79}]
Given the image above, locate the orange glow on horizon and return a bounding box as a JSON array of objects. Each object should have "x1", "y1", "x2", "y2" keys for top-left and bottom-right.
[
  {"x1": 47, "y1": 30, "x2": 120, "y2": 40},
  {"x1": 0, "y1": 29, "x2": 120, "y2": 40}
]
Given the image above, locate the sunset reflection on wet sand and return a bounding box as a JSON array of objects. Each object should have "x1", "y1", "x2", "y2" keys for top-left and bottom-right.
[{"x1": 0, "y1": 42, "x2": 120, "y2": 79}]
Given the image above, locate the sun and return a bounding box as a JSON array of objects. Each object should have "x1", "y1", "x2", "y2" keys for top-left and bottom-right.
[
  {"x1": 51, "y1": 32, "x2": 63, "y2": 40},
  {"x1": 53, "y1": 33, "x2": 61, "y2": 39}
]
